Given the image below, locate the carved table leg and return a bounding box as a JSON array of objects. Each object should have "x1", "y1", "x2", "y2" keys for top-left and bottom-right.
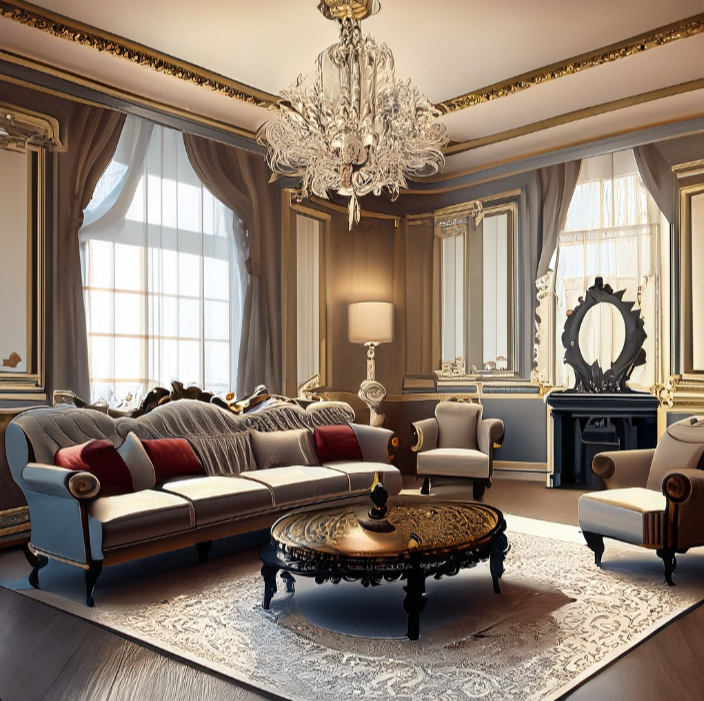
[
  {"x1": 403, "y1": 564, "x2": 426, "y2": 640},
  {"x1": 261, "y1": 563, "x2": 279, "y2": 609},
  {"x1": 490, "y1": 529, "x2": 509, "y2": 594},
  {"x1": 23, "y1": 543, "x2": 48, "y2": 590},
  {"x1": 85, "y1": 561, "x2": 103, "y2": 607},
  {"x1": 583, "y1": 531, "x2": 605, "y2": 566},
  {"x1": 657, "y1": 548, "x2": 677, "y2": 586}
]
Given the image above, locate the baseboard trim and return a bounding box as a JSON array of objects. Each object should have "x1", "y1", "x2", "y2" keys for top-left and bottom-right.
[{"x1": 494, "y1": 461, "x2": 548, "y2": 483}]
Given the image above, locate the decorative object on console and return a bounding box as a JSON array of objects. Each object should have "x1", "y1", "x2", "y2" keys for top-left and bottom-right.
[
  {"x1": 257, "y1": 0, "x2": 448, "y2": 229},
  {"x1": 561, "y1": 277, "x2": 646, "y2": 394},
  {"x1": 349, "y1": 301, "x2": 393, "y2": 426}
]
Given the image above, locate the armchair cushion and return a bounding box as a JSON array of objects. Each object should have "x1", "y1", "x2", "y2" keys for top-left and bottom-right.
[
  {"x1": 416, "y1": 448, "x2": 489, "y2": 479},
  {"x1": 55, "y1": 440, "x2": 134, "y2": 497},
  {"x1": 314, "y1": 424, "x2": 363, "y2": 464},
  {"x1": 579, "y1": 487, "x2": 666, "y2": 546},
  {"x1": 436, "y1": 402, "x2": 481, "y2": 450}
]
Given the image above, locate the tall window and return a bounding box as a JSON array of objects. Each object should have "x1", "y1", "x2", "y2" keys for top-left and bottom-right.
[
  {"x1": 81, "y1": 118, "x2": 245, "y2": 407},
  {"x1": 554, "y1": 150, "x2": 662, "y2": 388}
]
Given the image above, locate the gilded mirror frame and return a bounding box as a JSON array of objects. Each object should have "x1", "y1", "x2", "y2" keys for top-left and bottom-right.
[{"x1": 0, "y1": 103, "x2": 62, "y2": 400}]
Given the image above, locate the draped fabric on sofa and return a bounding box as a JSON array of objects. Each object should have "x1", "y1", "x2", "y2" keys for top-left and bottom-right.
[
  {"x1": 183, "y1": 135, "x2": 282, "y2": 396},
  {"x1": 55, "y1": 105, "x2": 126, "y2": 400}
]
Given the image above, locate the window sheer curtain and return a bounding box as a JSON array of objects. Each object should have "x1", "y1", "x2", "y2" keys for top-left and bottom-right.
[
  {"x1": 80, "y1": 117, "x2": 244, "y2": 408},
  {"x1": 554, "y1": 150, "x2": 662, "y2": 389}
]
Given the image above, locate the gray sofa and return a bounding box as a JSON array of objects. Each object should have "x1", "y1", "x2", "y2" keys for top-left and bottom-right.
[{"x1": 6, "y1": 399, "x2": 401, "y2": 605}]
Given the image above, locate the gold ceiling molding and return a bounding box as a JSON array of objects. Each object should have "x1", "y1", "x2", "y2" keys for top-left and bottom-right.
[
  {"x1": 438, "y1": 13, "x2": 704, "y2": 114},
  {"x1": 0, "y1": 0, "x2": 277, "y2": 109}
]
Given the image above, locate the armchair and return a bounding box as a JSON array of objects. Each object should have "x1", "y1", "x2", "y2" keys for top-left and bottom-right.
[
  {"x1": 411, "y1": 401, "x2": 505, "y2": 500},
  {"x1": 578, "y1": 416, "x2": 704, "y2": 584}
]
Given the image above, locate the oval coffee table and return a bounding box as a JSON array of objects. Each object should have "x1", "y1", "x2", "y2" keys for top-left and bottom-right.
[{"x1": 259, "y1": 498, "x2": 508, "y2": 640}]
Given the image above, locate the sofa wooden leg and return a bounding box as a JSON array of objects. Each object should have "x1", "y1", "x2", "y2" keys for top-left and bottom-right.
[
  {"x1": 197, "y1": 540, "x2": 213, "y2": 564},
  {"x1": 85, "y1": 561, "x2": 103, "y2": 607},
  {"x1": 23, "y1": 543, "x2": 48, "y2": 589},
  {"x1": 657, "y1": 548, "x2": 677, "y2": 586},
  {"x1": 420, "y1": 477, "x2": 430, "y2": 495},
  {"x1": 583, "y1": 531, "x2": 605, "y2": 566}
]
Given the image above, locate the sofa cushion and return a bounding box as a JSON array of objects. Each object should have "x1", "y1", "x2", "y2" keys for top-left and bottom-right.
[
  {"x1": 162, "y1": 476, "x2": 274, "y2": 526},
  {"x1": 240, "y1": 466, "x2": 349, "y2": 507},
  {"x1": 87, "y1": 490, "x2": 194, "y2": 555},
  {"x1": 250, "y1": 428, "x2": 319, "y2": 469},
  {"x1": 140, "y1": 438, "x2": 204, "y2": 483},
  {"x1": 117, "y1": 432, "x2": 156, "y2": 491},
  {"x1": 578, "y1": 487, "x2": 666, "y2": 546},
  {"x1": 314, "y1": 424, "x2": 363, "y2": 463},
  {"x1": 54, "y1": 440, "x2": 133, "y2": 497},
  {"x1": 416, "y1": 448, "x2": 489, "y2": 479},
  {"x1": 322, "y1": 461, "x2": 402, "y2": 496}
]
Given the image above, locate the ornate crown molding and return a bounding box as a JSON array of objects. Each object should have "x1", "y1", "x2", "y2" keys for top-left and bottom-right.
[
  {"x1": 0, "y1": 0, "x2": 277, "y2": 109},
  {"x1": 438, "y1": 13, "x2": 704, "y2": 114}
]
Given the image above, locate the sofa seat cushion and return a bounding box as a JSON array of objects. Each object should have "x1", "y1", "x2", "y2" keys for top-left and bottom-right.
[
  {"x1": 240, "y1": 466, "x2": 350, "y2": 507},
  {"x1": 161, "y1": 476, "x2": 274, "y2": 526},
  {"x1": 322, "y1": 461, "x2": 402, "y2": 496},
  {"x1": 87, "y1": 490, "x2": 194, "y2": 554},
  {"x1": 416, "y1": 448, "x2": 489, "y2": 479},
  {"x1": 578, "y1": 487, "x2": 666, "y2": 547}
]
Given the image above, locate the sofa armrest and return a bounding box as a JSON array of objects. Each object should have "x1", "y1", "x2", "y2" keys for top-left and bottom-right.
[
  {"x1": 349, "y1": 424, "x2": 397, "y2": 463},
  {"x1": 662, "y1": 468, "x2": 704, "y2": 550},
  {"x1": 592, "y1": 449, "x2": 655, "y2": 489},
  {"x1": 478, "y1": 418, "x2": 504, "y2": 455},
  {"x1": 411, "y1": 418, "x2": 438, "y2": 453},
  {"x1": 23, "y1": 463, "x2": 100, "y2": 501}
]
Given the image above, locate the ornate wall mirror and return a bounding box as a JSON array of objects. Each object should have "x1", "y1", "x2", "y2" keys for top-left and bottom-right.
[
  {"x1": 0, "y1": 102, "x2": 62, "y2": 400},
  {"x1": 679, "y1": 179, "x2": 704, "y2": 375},
  {"x1": 561, "y1": 278, "x2": 646, "y2": 393}
]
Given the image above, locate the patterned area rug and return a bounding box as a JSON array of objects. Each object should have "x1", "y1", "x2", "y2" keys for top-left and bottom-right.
[{"x1": 13, "y1": 517, "x2": 704, "y2": 701}]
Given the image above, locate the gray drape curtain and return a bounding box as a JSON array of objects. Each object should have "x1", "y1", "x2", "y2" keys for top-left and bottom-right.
[
  {"x1": 183, "y1": 134, "x2": 282, "y2": 395},
  {"x1": 529, "y1": 160, "x2": 582, "y2": 281},
  {"x1": 633, "y1": 144, "x2": 677, "y2": 224},
  {"x1": 54, "y1": 104, "x2": 126, "y2": 400}
]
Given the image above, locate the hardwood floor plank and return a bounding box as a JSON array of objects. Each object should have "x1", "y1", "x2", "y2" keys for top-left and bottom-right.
[{"x1": 0, "y1": 588, "x2": 91, "y2": 701}]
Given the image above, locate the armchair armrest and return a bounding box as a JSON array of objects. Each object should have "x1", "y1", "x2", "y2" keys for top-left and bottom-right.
[
  {"x1": 478, "y1": 419, "x2": 504, "y2": 455},
  {"x1": 22, "y1": 463, "x2": 100, "y2": 501},
  {"x1": 662, "y1": 468, "x2": 704, "y2": 550},
  {"x1": 349, "y1": 424, "x2": 398, "y2": 463},
  {"x1": 592, "y1": 449, "x2": 655, "y2": 489},
  {"x1": 411, "y1": 418, "x2": 438, "y2": 453}
]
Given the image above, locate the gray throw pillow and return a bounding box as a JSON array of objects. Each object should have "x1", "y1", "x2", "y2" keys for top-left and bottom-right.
[{"x1": 249, "y1": 428, "x2": 320, "y2": 469}]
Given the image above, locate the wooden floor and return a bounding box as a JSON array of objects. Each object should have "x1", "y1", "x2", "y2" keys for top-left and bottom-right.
[{"x1": 2, "y1": 479, "x2": 703, "y2": 701}]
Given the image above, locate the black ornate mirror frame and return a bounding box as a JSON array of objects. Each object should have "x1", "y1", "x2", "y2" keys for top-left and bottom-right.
[{"x1": 561, "y1": 277, "x2": 646, "y2": 393}]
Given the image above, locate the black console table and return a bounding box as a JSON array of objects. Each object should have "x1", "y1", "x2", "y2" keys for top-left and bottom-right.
[{"x1": 546, "y1": 392, "x2": 658, "y2": 488}]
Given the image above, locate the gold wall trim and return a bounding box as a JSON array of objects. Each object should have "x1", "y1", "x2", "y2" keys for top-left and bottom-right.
[
  {"x1": 0, "y1": 0, "x2": 278, "y2": 109},
  {"x1": 445, "y1": 77, "x2": 704, "y2": 158},
  {"x1": 0, "y1": 53, "x2": 261, "y2": 145},
  {"x1": 438, "y1": 13, "x2": 704, "y2": 114},
  {"x1": 673, "y1": 159, "x2": 704, "y2": 178}
]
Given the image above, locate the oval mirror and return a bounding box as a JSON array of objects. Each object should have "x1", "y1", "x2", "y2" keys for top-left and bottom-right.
[{"x1": 578, "y1": 302, "x2": 626, "y2": 370}]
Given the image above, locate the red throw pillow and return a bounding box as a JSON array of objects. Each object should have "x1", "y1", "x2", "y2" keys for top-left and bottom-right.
[
  {"x1": 55, "y1": 439, "x2": 134, "y2": 497},
  {"x1": 314, "y1": 424, "x2": 363, "y2": 463},
  {"x1": 140, "y1": 438, "x2": 204, "y2": 483}
]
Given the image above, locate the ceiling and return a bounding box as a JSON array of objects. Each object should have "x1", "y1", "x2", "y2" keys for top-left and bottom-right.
[{"x1": 2, "y1": 0, "x2": 704, "y2": 182}]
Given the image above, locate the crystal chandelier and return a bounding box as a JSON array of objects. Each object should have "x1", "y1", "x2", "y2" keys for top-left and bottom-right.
[{"x1": 257, "y1": 0, "x2": 449, "y2": 228}]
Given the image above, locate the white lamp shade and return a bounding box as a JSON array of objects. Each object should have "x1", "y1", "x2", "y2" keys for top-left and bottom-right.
[{"x1": 348, "y1": 302, "x2": 393, "y2": 344}]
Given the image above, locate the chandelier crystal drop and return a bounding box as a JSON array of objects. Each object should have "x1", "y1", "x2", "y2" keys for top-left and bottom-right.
[{"x1": 257, "y1": 0, "x2": 449, "y2": 229}]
